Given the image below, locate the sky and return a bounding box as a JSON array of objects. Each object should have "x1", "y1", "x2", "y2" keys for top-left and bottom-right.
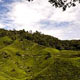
[{"x1": 0, "y1": 0, "x2": 80, "y2": 40}]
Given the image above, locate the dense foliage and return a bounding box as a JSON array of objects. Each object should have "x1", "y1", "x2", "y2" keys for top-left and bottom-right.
[
  {"x1": 0, "y1": 28, "x2": 80, "y2": 50},
  {"x1": 49, "y1": 0, "x2": 78, "y2": 11}
]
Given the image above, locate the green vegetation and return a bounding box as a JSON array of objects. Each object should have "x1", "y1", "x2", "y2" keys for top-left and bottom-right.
[
  {"x1": 0, "y1": 29, "x2": 80, "y2": 50},
  {"x1": 0, "y1": 29, "x2": 80, "y2": 80}
]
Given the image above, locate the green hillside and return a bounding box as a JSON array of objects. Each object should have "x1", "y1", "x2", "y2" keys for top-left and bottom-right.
[{"x1": 0, "y1": 29, "x2": 80, "y2": 80}]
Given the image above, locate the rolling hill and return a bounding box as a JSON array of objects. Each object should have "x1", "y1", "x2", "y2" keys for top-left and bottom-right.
[{"x1": 0, "y1": 29, "x2": 80, "y2": 80}]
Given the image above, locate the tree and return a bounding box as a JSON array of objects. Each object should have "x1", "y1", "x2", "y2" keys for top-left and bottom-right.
[
  {"x1": 49, "y1": 0, "x2": 78, "y2": 11},
  {"x1": 27, "y1": 0, "x2": 80, "y2": 11}
]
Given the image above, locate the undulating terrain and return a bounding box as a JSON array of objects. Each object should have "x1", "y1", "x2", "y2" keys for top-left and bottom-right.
[{"x1": 0, "y1": 29, "x2": 80, "y2": 80}]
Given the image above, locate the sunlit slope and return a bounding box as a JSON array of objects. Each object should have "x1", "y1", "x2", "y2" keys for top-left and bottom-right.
[
  {"x1": 0, "y1": 36, "x2": 13, "y2": 49},
  {"x1": 0, "y1": 36, "x2": 80, "y2": 80}
]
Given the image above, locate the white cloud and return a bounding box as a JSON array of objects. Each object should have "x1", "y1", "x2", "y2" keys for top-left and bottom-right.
[
  {"x1": 5, "y1": 0, "x2": 80, "y2": 40},
  {"x1": 0, "y1": 0, "x2": 3, "y2": 3},
  {"x1": 0, "y1": 22, "x2": 4, "y2": 28},
  {"x1": 0, "y1": 0, "x2": 2, "y2": 2},
  {"x1": 8, "y1": 0, "x2": 52, "y2": 31}
]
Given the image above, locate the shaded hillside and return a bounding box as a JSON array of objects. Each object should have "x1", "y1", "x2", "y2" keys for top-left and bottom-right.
[{"x1": 0, "y1": 28, "x2": 80, "y2": 50}]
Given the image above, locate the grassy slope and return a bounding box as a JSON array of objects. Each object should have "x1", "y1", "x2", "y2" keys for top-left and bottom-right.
[{"x1": 0, "y1": 36, "x2": 80, "y2": 80}]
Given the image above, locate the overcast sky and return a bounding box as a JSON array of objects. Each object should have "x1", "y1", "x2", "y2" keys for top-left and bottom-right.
[{"x1": 0, "y1": 0, "x2": 80, "y2": 40}]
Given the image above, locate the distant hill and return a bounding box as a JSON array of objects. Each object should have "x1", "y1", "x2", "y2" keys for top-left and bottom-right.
[
  {"x1": 0, "y1": 28, "x2": 80, "y2": 50},
  {"x1": 0, "y1": 29, "x2": 80, "y2": 80}
]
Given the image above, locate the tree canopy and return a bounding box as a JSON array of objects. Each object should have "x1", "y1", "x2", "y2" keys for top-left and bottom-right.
[
  {"x1": 0, "y1": 29, "x2": 80, "y2": 50},
  {"x1": 49, "y1": 0, "x2": 79, "y2": 11},
  {"x1": 27, "y1": 0, "x2": 80, "y2": 11}
]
